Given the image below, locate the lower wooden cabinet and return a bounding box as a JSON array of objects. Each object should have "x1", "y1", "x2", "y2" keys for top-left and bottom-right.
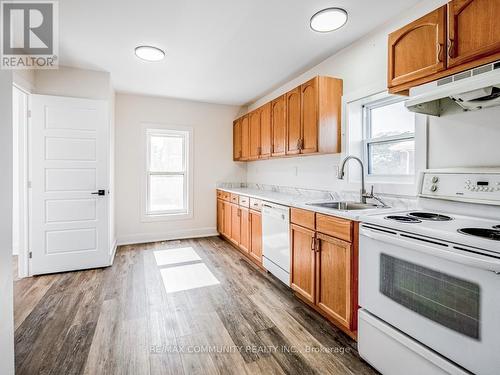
[
  {"x1": 249, "y1": 210, "x2": 262, "y2": 262},
  {"x1": 291, "y1": 210, "x2": 359, "y2": 338},
  {"x1": 230, "y1": 204, "x2": 241, "y2": 245},
  {"x1": 217, "y1": 190, "x2": 262, "y2": 266},
  {"x1": 316, "y1": 233, "x2": 353, "y2": 330},
  {"x1": 217, "y1": 199, "x2": 224, "y2": 233},
  {"x1": 239, "y1": 207, "x2": 250, "y2": 253},
  {"x1": 217, "y1": 190, "x2": 358, "y2": 338},
  {"x1": 222, "y1": 201, "x2": 232, "y2": 238},
  {"x1": 290, "y1": 224, "x2": 316, "y2": 304}
]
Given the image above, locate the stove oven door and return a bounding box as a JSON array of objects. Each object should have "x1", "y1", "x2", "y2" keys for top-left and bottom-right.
[{"x1": 359, "y1": 224, "x2": 500, "y2": 375}]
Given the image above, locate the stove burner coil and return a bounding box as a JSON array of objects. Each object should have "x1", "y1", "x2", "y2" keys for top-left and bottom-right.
[
  {"x1": 407, "y1": 212, "x2": 453, "y2": 221},
  {"x1": 385, "y1": 215, "x2": 422, "y2": 223},
  {"x1": 458, "y1": 228, "x2": 500, "y2": 241}
]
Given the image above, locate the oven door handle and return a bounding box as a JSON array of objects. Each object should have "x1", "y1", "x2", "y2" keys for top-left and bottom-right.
[{"x1": 360, "y1": 226, "x2": 500, "y2": 273}]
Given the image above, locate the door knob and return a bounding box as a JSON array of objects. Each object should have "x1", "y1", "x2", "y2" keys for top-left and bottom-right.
[{"x1": 91, "y1": 190, "x2": 106, "y2": 196}]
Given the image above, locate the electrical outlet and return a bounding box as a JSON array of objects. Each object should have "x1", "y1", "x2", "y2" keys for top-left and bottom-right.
[
  {"x1": 294, "y1": 166, "x2": 298, "y2": 176},
  {"x1": 334, "y1": 164, "x2": 340, "y2": 178}
]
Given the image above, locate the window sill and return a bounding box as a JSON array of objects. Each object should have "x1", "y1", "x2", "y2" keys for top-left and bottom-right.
[{"x1": 141, "y1": 212, "x2": 193, "y2": 223}]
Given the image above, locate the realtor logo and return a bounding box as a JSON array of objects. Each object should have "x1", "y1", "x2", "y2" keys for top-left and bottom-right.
[{"x1": 1, "y1": 1, "x2": 58, "y2": 69}]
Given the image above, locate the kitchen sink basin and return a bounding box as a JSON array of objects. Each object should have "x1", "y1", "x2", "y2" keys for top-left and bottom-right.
[{"x1": 306, "y1": 201, "x2": 381, "y2": 211}]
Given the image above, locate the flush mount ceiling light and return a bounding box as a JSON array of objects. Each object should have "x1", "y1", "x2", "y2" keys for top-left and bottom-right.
[
  {"x1": 134, "y1": 45, "x2": 165, "y2": 62},
  {"x1": 310, "y1": 8, "x2": 348, "y2": 33}
]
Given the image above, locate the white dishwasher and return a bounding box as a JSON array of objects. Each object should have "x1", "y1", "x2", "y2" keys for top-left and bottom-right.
[{"x1": 262, "y1": 201, "x2": 290, "y2": 286}]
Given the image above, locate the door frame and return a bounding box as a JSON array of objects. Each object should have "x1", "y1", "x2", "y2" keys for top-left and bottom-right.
[{"x1": 12, "y1": 84, "x2": 30, "y2": 278}]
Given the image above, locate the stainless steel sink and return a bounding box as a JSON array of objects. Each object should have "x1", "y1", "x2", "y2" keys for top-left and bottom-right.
[{"x1": 306, "y1": 201, "x2": 382, "y2": 211}]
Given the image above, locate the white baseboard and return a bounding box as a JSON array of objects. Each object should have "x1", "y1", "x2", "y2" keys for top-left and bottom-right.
[{"x1": 116, "y1": 227, "x2": 218, "y2": 246}]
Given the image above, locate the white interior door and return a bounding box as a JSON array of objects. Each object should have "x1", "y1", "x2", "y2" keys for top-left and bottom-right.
[{"x1": 30, "y1": 95, "x2": 109, "y2": 275}]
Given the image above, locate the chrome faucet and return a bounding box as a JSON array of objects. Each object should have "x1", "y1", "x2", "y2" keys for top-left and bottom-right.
[
  {"x1": 338, "y1": 156, "x2": 367, "y2": 203},
  {"x1": 338, "y1": 155, "x2": 388, "y2": 207}
]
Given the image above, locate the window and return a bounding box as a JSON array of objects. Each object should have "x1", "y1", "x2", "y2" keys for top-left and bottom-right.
[
  {"x1": 144, "y1": 127, "x2": 191, "y2": 219},
  {"x1": 363, "y1": 97, "x2": 415, "y2": 176}
]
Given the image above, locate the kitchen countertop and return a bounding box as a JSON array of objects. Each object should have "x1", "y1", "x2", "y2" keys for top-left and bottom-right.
[{"x1": 217, "y1": 187, "x2": 394, "y2": 221}]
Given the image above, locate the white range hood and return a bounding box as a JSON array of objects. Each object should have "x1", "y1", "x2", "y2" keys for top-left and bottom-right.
[{"x1": 405, "y1": 60, "x2": 500, "y2": 116}]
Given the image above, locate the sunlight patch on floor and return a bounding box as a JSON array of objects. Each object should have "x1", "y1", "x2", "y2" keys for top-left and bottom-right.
[
  {"x1": 153, "y1": 247, "x2": 201, "y2": 266},
  {"x1": 160, "y1": 263, "x2": 220, "y2": 293}
]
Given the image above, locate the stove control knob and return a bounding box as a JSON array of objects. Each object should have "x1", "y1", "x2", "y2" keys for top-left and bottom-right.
[
  {"x1": 431, "y1": 176, "x2": 439, "y2": 183},
  {"x1": 430, "y1": 184, "x2": 438, "y2": 192}
]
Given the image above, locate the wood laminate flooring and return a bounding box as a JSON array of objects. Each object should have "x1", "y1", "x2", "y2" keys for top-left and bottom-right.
[{"x1": 14, "y1": 236, "x2": 377, "y2": 375}]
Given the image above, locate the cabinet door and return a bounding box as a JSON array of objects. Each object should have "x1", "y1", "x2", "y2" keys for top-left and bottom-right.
[
  {"x1": 248, "y1": 110, "x2": 261, "y2": 160},
  {"x1": 223, "y1": 201, "x2": 232, "y2": 238},
  {"x1": 249, "y1": 210, "x2": 262, "y2": 263},
  {"x1": 271, "y1": 96, "x2": 286, "y2": 156},
  {"x1": 388, "y1": 6, "x2": 446, "y2": 87},
  {"x1": 316, "y1": 233, "x2": 353, "y2": 330},
  {"x1": 233, "y1": 119, "x2": 242, "y2": 161},
  {"x1": 240, "y1": 115, "x2": 250, "y2": 161},
  {"x1": 448, "y1": 0, "x2": 500, "y2": 68},
  {"x1": 259, "y1": 103, "x2": 272, "y2": 159},
  {"x1": 230, "y1": 204, "x2": 241, "y2": 245},
  {"x1": 217, "y1": 199, "x2": 224, "y2": 234},
  {"x1": 290, "y1": 224, "x2": 316, "y2": 304},
  {"x1": 286, "y1": 87, "x2": 301, "y2": 155},
  {"x1": 300, "y1": 78, "x2": 318, "y2": 154},
  {"x1": 239, "y1": 207, "x2": 250, "y2": 253}
]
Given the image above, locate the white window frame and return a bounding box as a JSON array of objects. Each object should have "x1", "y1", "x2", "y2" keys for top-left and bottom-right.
[
  {"x1": 343, "y1": 87, "x2": 427, "y2": 196},
  {"x1": 141, "y1": 124, "x2": 193, "y2": 222},
  {"x1": 362, "y1": 96, "x2": 416, "y2": 180}
]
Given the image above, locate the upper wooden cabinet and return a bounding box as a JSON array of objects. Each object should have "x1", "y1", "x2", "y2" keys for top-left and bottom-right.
[
  {"x1": 240, "y1": 115, "x2": 249, "y2": 161},
  {"x1": 259, "y1": 103, "x2": 272, "y2": 158},
  {"x1": 286, "y1": 87, "x2": 301, "y2": 155},
  {"x1": 388, "y1": 0, "x2": 500, "y2": 93},
  {"x1": 232, "y1": 76, "x2": 343, "y2": 161},
  {"x1": 388, "y1": 6, "x2": 447, "y2": 88},
  {"x1": 247, "y1": 103, "x2": 272, "y2": 160},
  {"x1": 300, "y1": 78, "x2": 319, "y2": 154},
  {"x1": 271, "y1": 95, "x2": 286, "y2": 157},
  {"x1": 448, "y1": 0, "x2": 500, "y2": 68},
  {"x1": 233, "y1": 119, "x2": 242, "y2": 161},
  {"x1": 248, "y1": 110, "x2": 261, "y2": 160}
]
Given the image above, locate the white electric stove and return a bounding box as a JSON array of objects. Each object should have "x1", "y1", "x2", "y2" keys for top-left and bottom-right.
[{"x1": 358, "y1": 168, "x2": 500, "y2": 375}]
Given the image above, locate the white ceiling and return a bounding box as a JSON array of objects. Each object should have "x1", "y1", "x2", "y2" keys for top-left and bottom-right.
[{"x1": 59, "y1": 0, "x2": 421, "y2": 105}]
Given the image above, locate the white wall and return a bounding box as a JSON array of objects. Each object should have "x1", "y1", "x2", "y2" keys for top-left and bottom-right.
[
  {"x1": 115, "y1": 93, "x2": 246, "y2": 244},
  {"x1": 245, "y1": 0, "x2": 500, "y2": 195},
  {"x1": 34, "y1": 66, "x2": 112, "y2": 99},
  {"x1": 0, "y1": 71, "x2": 15, "y2": 375}
]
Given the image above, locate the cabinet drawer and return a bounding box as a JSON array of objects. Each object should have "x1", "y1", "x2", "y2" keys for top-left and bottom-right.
[
  {"x1": 316, "y1": 214, "x2": 352, "y2": 242},
  {"x1": 239, "y1": 195, "x2": 250, "y2": 208},
  {"x1": 249, "y1": 198, "x2": 262, "y2": 211},
  {"x1": 217, "y1": 190, "x2": 225, "y2": 199},
  {"x1": 230, "y1": 193, "x2": 239, "y2": 204},
  {"x1": 220, "y1": 191, "x2": 231, "y2": 201},
  {"x1": 291, "y1": 208, "x2": 315, "y2": 230}
]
